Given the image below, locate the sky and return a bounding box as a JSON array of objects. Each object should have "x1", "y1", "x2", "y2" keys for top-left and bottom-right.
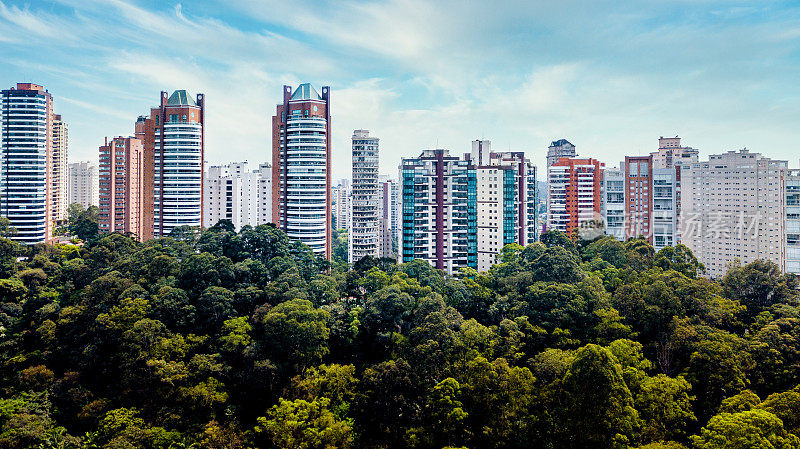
[{"x1": 2, "y1": 0, "x2": 800, "y2": 181}]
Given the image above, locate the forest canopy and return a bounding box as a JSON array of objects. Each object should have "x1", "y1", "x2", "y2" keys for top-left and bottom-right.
[{"x1": 1, "y1": 222, "x2": 799, "y2": 449}]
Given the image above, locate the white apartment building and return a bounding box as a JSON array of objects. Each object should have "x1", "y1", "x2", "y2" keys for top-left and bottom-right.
[
  {"x1": 787, "y1": 169, "x2": 800, "y2": 275},
  {"x1": 652, "y1": 167, "x2": 679, "y2": 250},
  {"x1": 350, "y1": 130, "x2": 379, "y2": 263},
  {"x1": 472, "y1": 140, "x2": 538, "y2": 272},
  {"x1": 603, "y1": 167, "x2": 625, "y2": 240},
  {"x1": 680, "y1": 149, "x2": 787, "y2": 278},
  {"x1": 204, "y1": 161, "x2": 272, "y2": 231},
  {"x1": 377, "y1": 175, "x2": 399, "y2": 259},
  {"x1": 68, "y1": 161, "x2": 98, "y2": 209},
  {"x1": 52, "y1": 114, "x2": 68, "y2": 222},
  {"x1": 332, "y1": 179, "x2": 350, "y2": 231}
]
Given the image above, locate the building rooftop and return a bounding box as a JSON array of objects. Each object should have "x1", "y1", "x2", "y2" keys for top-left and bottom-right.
[
  {"x1": 550, "y1": 139, "x2": 574, "y2": 147},
  {"x1": 167, "y1": 90, "x2": 196, "y2": 106},
  {"x1": 291, "y1": 83, "x2": 322, "y2": 101}
]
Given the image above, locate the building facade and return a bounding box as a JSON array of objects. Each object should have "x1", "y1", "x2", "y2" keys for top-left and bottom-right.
[
  {"x1": 625, "y1": 156, "x2": 653, "y2": 241},
  {"x1": 786, "y1": 169, "x2": 800, "y2": 275},
  {"x1": 136, "y1": 90, "x2": 205, "y2": 239},
  {"x1": 602, "y1": 167, "x2": 626, "y2": 240},
  {"x1": 651, "y1": 166, "x2": 679, "y2": 250},
  {"x1": 272, "y1": 84, "x2": 331, "y2": 258},
  {"x1": 350, "y1": 130, "x2": 379, "y2": 263},
  {"x1": 400, "y1": 149, "x2": 477, "y2": 274},
  {"x1": 651, "y1": 136, "x2": 699, "y2": 169},
  {"x1": 680, "y1": 150, "x2": 787, "y2": 277},
  {"x1": 399, "y1": 145, "x2": 537, "y2": 274},
  {"x1": 1, "y1": 83, "x2": 54, "y2": 244},
  {"x1": 68, "y1": 161, "x2": 98, "y2": 208},
  {"x1": 332, "y1": 179, "x2": 350, "y2": 231},
  {"x1": 546, "y1": 139, "x2": 577, "y2": 168},
  {"x1": 547, "y1": 158, "x2": 604, "y2": 236},
  {"x1": 204, "y1": 161, "x2": 272, "y2": 231},
  {"x1": 471, "y1": 140, "x2": 538, "y2": 272},
  {"x1": 51, "y1": 114, "x2": 68, "y2": 223},
  {"x1": 377, "y1": 176, "x2": 399, "y2": 259},
  {"x1": 98, "y1": 136, "x2": 145, "y2": 237}
]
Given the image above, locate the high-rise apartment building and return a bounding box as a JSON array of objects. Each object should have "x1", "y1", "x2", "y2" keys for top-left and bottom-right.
[
  {"x1": 625, "y1": 156, "x2": 653, "y2": 240},
  {"x1": 1, "y1": 83, "x2": 54, "y2": 244},
  {"x1": 400, "y1": 149, "x2": 476, "y2": 273},
  {"x1": 785, "y1": 169, "x2": 800, "y2": 275},
  {"x1": 399, "y1": 145, "x2": 538, "y2": 274},
  {"x1": 136, "y1": 90, "x2": 205, "y2": 239},
  {"x1": 377, "y1": 176, "x2": 399, "y2": 259},
  {"x1": 68, "y1": 161, "x2": 98, "y2": 209},
  {"x1": 651, "y1": 136, "x2": 699, "y2": 169},
  {"x1": 204, "y1": 161, "x2": 272, "y2": 231},
  {"x1": 547, "y1": 158, "x2": 604, "y2": 235},
  {"x1": 651, "y1": 166, "x2": 679, "y2": 250},
  {"x1": 272, "y1": 84, "x2": 331, "y2": 258},
  {"x1": 98, "y1": 136, "x2": 145, "y2": 237},
  {"x1": 350, "y1": 130, "x2": 379, "y2": 263},
  {"x1": 602, "y1": 167, "x2": 625, "y2": 240},
  {"x1": 680, "y1": 149, "x2": 787, "y2": 277},
  {"x1": 332, "y1": 179, "x2": 350, "y2": 231},
  {"x1": 471, "y1": 140, "x2": 538, "y2": 271},
  {"x1": 51, "y1": 114, "x2": 68, "y2": 223}
]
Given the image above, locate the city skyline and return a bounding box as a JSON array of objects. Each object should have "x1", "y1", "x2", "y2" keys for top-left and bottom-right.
[{"x1": 2, "y1": 1, "x2": 800, "y2": 181}]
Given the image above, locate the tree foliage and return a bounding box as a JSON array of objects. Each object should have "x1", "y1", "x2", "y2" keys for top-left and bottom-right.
[{"x1": 0, "y1": 228, "x2": 798, "y2": 447}]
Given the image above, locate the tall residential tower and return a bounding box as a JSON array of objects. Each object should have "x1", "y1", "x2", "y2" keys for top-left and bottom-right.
[
  {"x1": 51, "y1": 114, "x2": 68, "y2": 222},
  {"x1": 1, "y1": 83, "x2": 55, "y2": 244},
  {"x1": 98, "y1": 136, "x2": 145, "y2": 237},
  {"x1": 68, "y1": 161, "x2": 98, "y2": 209},
  {"x1": 136, "y1": 90, "x2": 205, "y2": 239},
  {"x1": 272, "y1": 84, "x2": 331, "y2": 258},
  {"x1": 350, "y1": 130, "x2": 379, "y2": 263}
]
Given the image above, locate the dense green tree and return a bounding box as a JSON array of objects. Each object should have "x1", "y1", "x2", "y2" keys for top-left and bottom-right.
[
  {"x1": 691, "y1": 409, "x2": 800, "y2": 449},
  {"x1": 66, "y1": 204, "x2": 100, "y2": 242},
  {"x1": 256, "y1": 397, "x2": 353, "y2": 449},
  {"x1": 259, "y1": 299, "x2": 331, "y2": 370},
  {"x1": 561, "y1": 344, "x2": 640, "y2": 449},
  {"x1": 722, "y1": 259, "x2": 799, "y2": 319}
]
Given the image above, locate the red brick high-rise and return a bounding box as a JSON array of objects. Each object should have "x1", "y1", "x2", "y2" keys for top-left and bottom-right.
[
  {"x1": 271, "y1": 84, "x2": 331, "y2": 259},
  {"x1": 98, "y1": 137, "x2": 145, "y2": 238},
  {"x1": 136, "y1": 90, "x2": 205, "y2": 240},
  {"x1": 625, "y1": 155, "x2": 653, "y2": 241},
  {"x1": 546, "y1": 157, "x2": 604, "y2": 236}
]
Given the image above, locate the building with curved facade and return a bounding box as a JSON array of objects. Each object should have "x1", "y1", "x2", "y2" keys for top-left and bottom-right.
[
  {"x1": 136, "y1": 90, "x2": 205, "y2": 239},
  {"x1": 272, "y1": 84, "x2": 331, "y2": 258},
  {"x1": 1, "y1": 83, "x2": 55, "y2": 244}
]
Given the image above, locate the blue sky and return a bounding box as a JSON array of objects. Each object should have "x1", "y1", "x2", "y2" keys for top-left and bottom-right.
[{"x1": 2, "y1": 0, "x2": 800, "y2": 180}]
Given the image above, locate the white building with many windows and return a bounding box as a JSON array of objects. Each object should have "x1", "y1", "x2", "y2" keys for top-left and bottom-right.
[
  {"x1": 332, "y1": 179, "x2": 350, "y2": 231},
  {"x1": 350, "y1": 130, "x2": 379, "y2": 263},
  {"x1": 378, "y1": 175, "x2": 399, "y2": 259},
  {"x1": 602, "y1": 167, "x2": 625, "y2": 240},
  {"x1": 68, "y1": 161, "x2": 98, "y2": 209},
  {"x1": 787, "y1": 168, "x2": 800, "y2": 275},
  {"x1": 51, "y1": 114, "x2": 68, "y2": 223},
  {"x1": 204, "y1": 161, "x2": 272, "y2": 231},
  {"x1": 472, "y1": 140, "x2": 538, "y2": 272},
  {"x1": 680, "y1": 149, "x2": 787, "y2": 278}
]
